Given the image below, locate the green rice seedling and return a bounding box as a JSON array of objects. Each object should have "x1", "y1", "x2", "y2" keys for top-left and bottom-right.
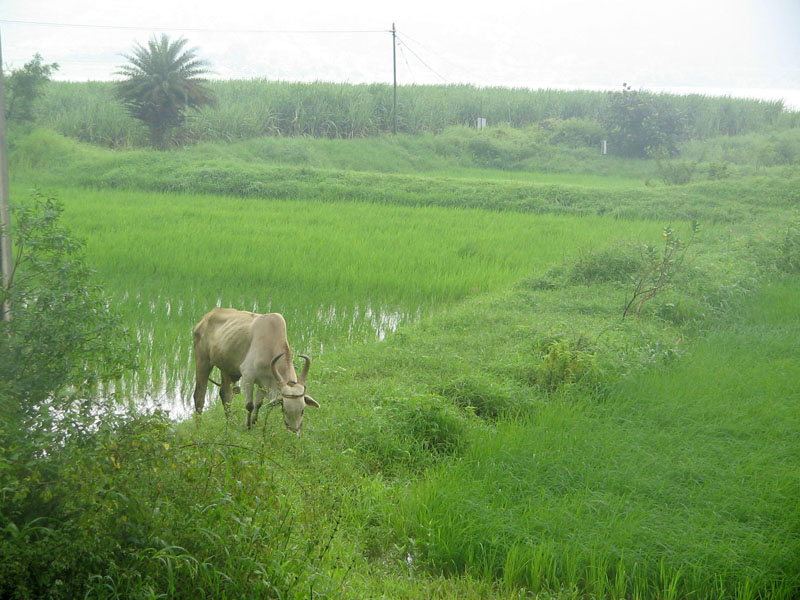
[{"x1": 15, "y1": 185, "x2": 656, "y2": 415}]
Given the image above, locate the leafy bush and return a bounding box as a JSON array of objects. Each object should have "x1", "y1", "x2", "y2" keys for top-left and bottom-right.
[
  {"x1": 773, "y1": 221, "x2": 800, "y2": 273},
  {"x1": 534, "y1": 337, "x2": 603, "y2": 393},
  {"x1": 570, "y1": 245, "x2": 641, "y2": 285},
  {"x1": 650, "y1": 146, "x2": 699, "y2": 185},
  {"x1": 757, "y1": 136, "x2": 799, "y2": 167},
  {"x1": 437, "y1": 376, "x2": 515, "y2": 420},
  {"x1": 704, "y1": 161, "x2": 731, "y2": 180},
  {"x1": 511, "y1": 335, "x2": 603, "y2": 394},
  {"x1": 540, "y1": 117, "x2": 605, "y2": 148},
  {"x1": 603, "y1": 84, "x2": 689, "y2": 158},
  {"x1": 0, "y1": 191, "x2": 140, "y2": 598},
  {"x1": 0, "y1": 191, "x2": 134, "y2": 430},
  {"x1": 354, "y1": 393, "x2": 467, "y2": 471}
]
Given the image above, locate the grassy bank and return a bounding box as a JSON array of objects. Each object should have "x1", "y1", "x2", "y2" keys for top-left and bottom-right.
[
  {"x1": 390, "y1": 277, "x2": 800, "y2": 598},
  {"x1": 12, "y1": 129, "x2": 800, "y2": 226}
]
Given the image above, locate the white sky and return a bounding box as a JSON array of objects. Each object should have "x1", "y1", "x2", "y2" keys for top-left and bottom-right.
[{"x1": 2, "y1": 0, "x2": 799, "y2": 106}]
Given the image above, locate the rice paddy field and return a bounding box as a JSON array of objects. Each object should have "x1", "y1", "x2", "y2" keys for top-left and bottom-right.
[
  {"x1": 16, "y1": 185, "x2": 664, "y2": 417},
  {"x1": 4, "y1": 87, "x2": 800, "y2": 599}
]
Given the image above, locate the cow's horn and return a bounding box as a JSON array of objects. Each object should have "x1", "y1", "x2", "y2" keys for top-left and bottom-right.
[
  {"x1": 298, "y1": 354, "x2": 311, "y2": 385},
  {"x1": 270, "y1": 353, "x2": 287, "y2": 384}
]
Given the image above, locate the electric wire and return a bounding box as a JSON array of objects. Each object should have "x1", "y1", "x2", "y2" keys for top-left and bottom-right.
[
  {"x1": 397, "y1": 29, "x2": 473, "y2": 79},
  {"x1": 394, "y1": 33, "x2": 447, "y2": 83},
  {"x1": 396, "y1": 39, "x2": 415, "y2": 81},
  {"x1": 0, "y1": 19, "x2": 388, "y2": 35}
]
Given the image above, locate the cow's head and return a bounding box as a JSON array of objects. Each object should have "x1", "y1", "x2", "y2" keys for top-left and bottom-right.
[{"x1": 270, "y1": 353, "x2": 319, "y2": 436}]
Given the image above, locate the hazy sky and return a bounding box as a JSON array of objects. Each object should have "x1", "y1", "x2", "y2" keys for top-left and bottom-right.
[{"x1": 2, "y1": 0, "x2": 799, "y2": 104}]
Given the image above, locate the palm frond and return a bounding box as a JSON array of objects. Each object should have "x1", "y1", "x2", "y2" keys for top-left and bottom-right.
[{"x1": 114, "y1": 34, "x2": 216, "y2": 148}]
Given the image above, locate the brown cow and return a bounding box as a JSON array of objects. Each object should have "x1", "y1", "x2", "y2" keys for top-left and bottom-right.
[{"x1": 192, "y1": 308, "x2": 319, "y2": 434}]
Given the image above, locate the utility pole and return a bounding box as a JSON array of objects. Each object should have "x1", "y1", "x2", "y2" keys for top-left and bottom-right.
[
  {"x1": 0, "y1": 27, "x2": 13, "y2": 322},
  {"x1": 392, "y1": 23, "x2": 397, "y2": 135}
]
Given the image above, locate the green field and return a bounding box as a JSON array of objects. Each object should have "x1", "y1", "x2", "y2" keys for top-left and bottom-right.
[
  {"x1": 14, "y1": 184, "x2": 667, "y2": 414},
  {"x1": 393, "y1": 278, "x2": 800, "y2": 597},
  {"x1": 3, "y1": 86, "x2": 800, "y2": 599}
]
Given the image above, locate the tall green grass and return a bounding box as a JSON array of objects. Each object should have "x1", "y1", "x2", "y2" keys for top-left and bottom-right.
[
  {"x1": 390, "y1": 278, "x2": 800, "y2": 599},
  {"x1": 34, "y1": 80, "x2": 790, "y2": 147}
]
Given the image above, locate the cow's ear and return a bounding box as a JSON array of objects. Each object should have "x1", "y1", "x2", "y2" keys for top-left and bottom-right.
[{"x1": 304, "y1": 395, "x2": 320, "y2": 408}]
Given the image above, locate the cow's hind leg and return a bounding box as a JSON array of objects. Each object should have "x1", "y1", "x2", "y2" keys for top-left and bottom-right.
[
  {"x1": 193, "y1": 352, "x2": 212, "y2": 414},
  {"x1": 220, "y1": 372, "x2": 235, "y2": 420}
]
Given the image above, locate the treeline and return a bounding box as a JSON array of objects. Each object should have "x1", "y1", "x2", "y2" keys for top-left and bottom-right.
[{"x1": 36, "y1": 79, "x2": 793, "y2": 149}]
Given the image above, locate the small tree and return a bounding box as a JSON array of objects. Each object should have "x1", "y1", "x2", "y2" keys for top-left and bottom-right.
[
  {"x1": 3, "y1": 53, "x2": 59, "y2": 121},
  {"x1": 0, "y1": 193, "x2": 141, "y2": 599},
  {"x1": 115, "y1": 34, "x2": 216, "y2": 149},
  {"x1": 623, "y1": 222, "x2": 699, "y2": 319},
  {"x1": 603, "y1": 84, "x2": 688, "y2": 158},
  {"x1": 0, "y1": 191, "x2": 134, "y2": 434}
]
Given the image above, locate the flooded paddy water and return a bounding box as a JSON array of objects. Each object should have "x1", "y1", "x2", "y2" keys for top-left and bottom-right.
[{"x1": 116, "y1": 291, "x2": 421, "y2": 419}]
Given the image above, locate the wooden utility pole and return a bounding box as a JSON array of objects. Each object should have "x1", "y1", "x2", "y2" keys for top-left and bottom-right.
[
  {"x1": 392, "y1": 23, "x2": 397, "y2": 135},
  {"x1": 0, "y1": 27, "x2": 13, "y2": 322}
]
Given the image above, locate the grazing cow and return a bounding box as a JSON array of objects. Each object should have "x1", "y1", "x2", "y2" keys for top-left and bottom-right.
[{"x1": 192, "y1": 308, "x2": 319, "y2": 434}]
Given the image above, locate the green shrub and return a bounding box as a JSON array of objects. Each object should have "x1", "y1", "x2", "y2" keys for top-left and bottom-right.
[
  {"x1": 0, "y1": 191, "x2": 134, "y2": 427},
  {"x1": 511, "y1": 335, "x2": 603, "y2": 394},
  {"x1": 535, "y1": 337, "x2": 602, "y2": 392},
  {"x1": 650, "y1": 146, "x2": 699, "y2": 185},
  {"x1": 354, "y1": 394, "x2": 467, "y2": 471},
  {"x1": 757, "y1": 136, "x2": 799, "y2": 166},
  {"x1": 541, "y1": 117, "x2": 605, "y2": 148},
  {"x1": 775, "y1": 221, "x2": 800, "y2": 273},
  {"x1": 704, "y1": 161, "x2": 731, "y2": 180},
  {"x1": 570, "y1": 245, "x2": 641, "y2": 285},
  {"x1": 437, "y1": 376, "x2": 515, "y2": 420},
  {"x1": 603, "y1": 85, "x2": 689, "y2": 158},
  {"x1": 468, "y1": 135, "x2": 505, "y2": 167}
]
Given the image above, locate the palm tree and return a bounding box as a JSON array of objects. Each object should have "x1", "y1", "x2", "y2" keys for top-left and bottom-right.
[{"x1": 116, "y1": 35, "x2": 216, "y2": 149}]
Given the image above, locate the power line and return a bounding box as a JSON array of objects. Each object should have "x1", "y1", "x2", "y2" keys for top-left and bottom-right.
[
  {"x1": 395, "y1": 33, "x2": 447, "y2": 83},
  {"x1": 0, "y1": 19, "x2": 388, "y2": 35},
  {"x1": 398, "y1": 29, "x2": 473, "y2": 79},
  {"x1": 396, "y1": 40, "x2": 415, "y2": 81}
]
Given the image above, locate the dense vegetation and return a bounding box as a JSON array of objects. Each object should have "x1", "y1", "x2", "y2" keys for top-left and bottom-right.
[
  {"x1": 33, "y1": 79, "x2": 798, "y2": 148},
  {"x1": 2, "y1": 80, "x2": 799, "y2": 599}
]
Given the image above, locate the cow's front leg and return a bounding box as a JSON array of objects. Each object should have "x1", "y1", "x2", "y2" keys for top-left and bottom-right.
[
  {"x1": 243, "y1": 376, "x2": 256, "y2": 429},
  {"x1": 249, "y1": 386, "x2": 267, "y2": 426}
]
